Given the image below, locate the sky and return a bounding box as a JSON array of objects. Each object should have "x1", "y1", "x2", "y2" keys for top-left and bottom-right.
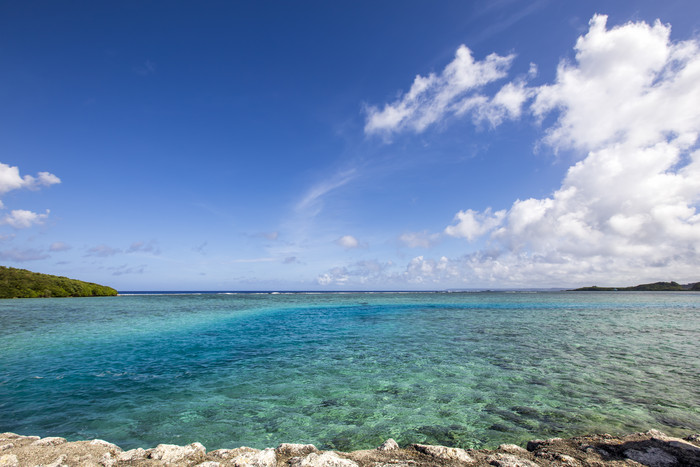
[{"x1": 2, "y1": 0, "x2": 700, "y2": 291}]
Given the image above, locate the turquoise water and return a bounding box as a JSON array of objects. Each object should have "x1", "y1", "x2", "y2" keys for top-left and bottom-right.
[{"x1": 1, "y1": 292, "x2": 698, "y2": 451}]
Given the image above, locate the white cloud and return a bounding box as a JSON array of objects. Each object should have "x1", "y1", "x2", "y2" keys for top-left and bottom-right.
[
  {"x1": 331, "y1": 14, "x2": 700, "y2": 289},
  {"x1": 532, "y1": 15, "x2": 700, "y2": 152},
  {"x1": 317, "y1": 260, "x2": 392, "y2": 286},
  {"x1": 365, "y1": 45, "x2": 516, "y2": 136},
  {"x1": 296, "y1": 168, "x2": 356, "y2": 215},
  {"x1": 437, "y1": 14, "x2": 700, "y2": 286},
  {"x1": 0, "y1": 163, "x2": 60, "y2": 230},
  {"x1": 445, "y1": 208, "x2": 506, "y2": 241},
  {"x1": 2, "y1": 209, "x2": 50, "y2": 229},
  {"x1": 399, "y1": 230, "x2": 441, "y2": 248},
  {"x1": 335, "y1": 235, "x2": 361, "y2": 249},
  {"x1": 0, "y1": 163, "x2": 60, "y2": 194}
]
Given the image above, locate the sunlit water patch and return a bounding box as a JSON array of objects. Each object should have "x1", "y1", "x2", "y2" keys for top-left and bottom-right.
[{"x1": 1, "y1": 292, "x2": 698, "y2": 450}]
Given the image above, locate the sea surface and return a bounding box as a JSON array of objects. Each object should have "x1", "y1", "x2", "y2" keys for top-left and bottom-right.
[{"x1": 1, "y1": 292, "x2": 698, "y2": 451}]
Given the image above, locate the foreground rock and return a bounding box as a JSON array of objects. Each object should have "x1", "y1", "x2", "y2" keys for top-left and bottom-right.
[{"x1": 1, "y1": 429, "x2": 699, "y2": 466}]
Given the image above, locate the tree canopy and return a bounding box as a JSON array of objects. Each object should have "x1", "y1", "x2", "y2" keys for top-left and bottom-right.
[{"x1": 0, "y1": 266, "x2": 117, "y2": 298}]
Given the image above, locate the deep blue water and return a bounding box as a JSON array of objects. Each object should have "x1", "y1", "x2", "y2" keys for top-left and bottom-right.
[{"x1": 1, "y1": 292, "x2": 698, "y2": 450}]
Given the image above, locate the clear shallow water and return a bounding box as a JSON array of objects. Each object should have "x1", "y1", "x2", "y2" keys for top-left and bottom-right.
[{"x1": 1, "y1": 292, "x2": 698, "y2": 451}]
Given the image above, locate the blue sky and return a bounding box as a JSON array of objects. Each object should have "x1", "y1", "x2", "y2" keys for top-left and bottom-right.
[{"x1": 2, "y1": 0, "x2": 700, "y2": 290}]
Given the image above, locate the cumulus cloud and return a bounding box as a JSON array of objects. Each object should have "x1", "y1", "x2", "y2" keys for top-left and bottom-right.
[
  {"x1": 2, "y1": 209, "x2": 50, "y2": 229},
  {"x1": 445, "y1": 208, "x2": 506, "y2": 241},
  {"x1": 364, "y1": 45, "x2": 522, "y2": 136},
  {"x1": 0, "y1": 163, "x2": 60, "y2": 230},
  {"x1": 333, "y1": 14, "x2": 700, "y2": 288},
  {"x1": 436, "y1": 14, "x2": 700, "y2": 285},
  {"x1": 532, "y1": 15, "x2": 700, "y2": 152},
  {"x1": 335, "y1": 235, "x2": 363, "y2": 249},
  {"x1": 0, "y1": 163, "x2": 60, "y2": 194}
]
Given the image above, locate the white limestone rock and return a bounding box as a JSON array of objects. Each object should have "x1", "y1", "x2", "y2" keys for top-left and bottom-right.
[
  {"x1": 90, "y1": 439, "x2": 122, "y2": 451},
  {"x1": 498, "y1": 444, "x2": 528, "y2": 454},
  {"x1": 231, "y1": 447, "x2": 276, "y2": 467},
  {"x1": 411, "y1": 443, "x2": 474, "y2": 463},
  {"x1": 210, "y1": 447, "x2": 259, "y2": 459},
  {"x1": 276, "y1": 443, "x2": 319, "y2": 457},
  {"x1": 377, "y1": 439, "x2": 399, "y2": 451},
  {"x1": 0, "y1": 454, "x2": 19, "y2": 467},
  {"x1": 149, "y1": 442, "x2": 207, "y2": 464},
  {"x1": 118, "y1": 447, "x2": 149, "y2": 461},
  {"x1": 289, "y1": 451, "x2": 359, "y2": 467},
  {"x1": 44, "y1": 454, "x2": 67, "y2": 467},
  {"x1": 32, "y1": 437, "x2": 67, "y2": 446}
]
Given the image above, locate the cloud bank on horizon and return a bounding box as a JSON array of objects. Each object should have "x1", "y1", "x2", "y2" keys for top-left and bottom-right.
[{"x1": 335, "y1": 14, "x2": 700, "y2": 288}]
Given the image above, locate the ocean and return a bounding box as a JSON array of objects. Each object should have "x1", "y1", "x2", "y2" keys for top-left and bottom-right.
[{"x1": 1, "y1": 291, "x2": 698, "y2": 451}]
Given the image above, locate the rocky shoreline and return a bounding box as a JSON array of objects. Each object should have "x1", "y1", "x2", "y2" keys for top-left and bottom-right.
[{"x1": 1, "y1": 429, "x2": 699, "y2": 466}]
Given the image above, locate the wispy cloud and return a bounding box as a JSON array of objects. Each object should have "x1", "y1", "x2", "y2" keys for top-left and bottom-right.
[
  {"x1": 399, "y1": 230, "x2": 441, "y2": 248},
  {"x1": 0, "y1": 248, "x2": 50, "y2": 262},
  {"x1": 295, "y1": 168, "x2": 357, "y2": 215},
  {"x1": 49, "y1": 241, "x2": 71, "y2": 252},
  {"x1": 127, "y1": 240, "x2": 161, "y2": 255},
  {"x1": 192, "y1": 241, "x2": 208, "y2": 255},
  {"x1": 110, "y1": 264, "x2": 147, "y2": 276},
  {"x1": 230, "y1": 257, "x2": 277, "y2": 264},
  {"x1": 134, "y1": 59, "x2": 156, "y2": 76},
  {"x1": 86, "y1": 244, "x2": 121, "y2": 257}
]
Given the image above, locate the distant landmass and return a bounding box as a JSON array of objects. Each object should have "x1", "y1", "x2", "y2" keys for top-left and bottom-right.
[
  {"x1": 0, "y1": 266, "x2": 118, "y2": 298},
  {"x1": 572, "y1": 281, "x2": 700, "y2": 291}
]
